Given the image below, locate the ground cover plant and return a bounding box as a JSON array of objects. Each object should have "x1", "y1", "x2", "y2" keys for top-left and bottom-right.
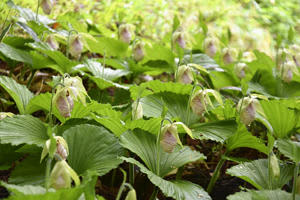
[{"x1": 0, "y1": 0, "x2": 300, "y2": 199}]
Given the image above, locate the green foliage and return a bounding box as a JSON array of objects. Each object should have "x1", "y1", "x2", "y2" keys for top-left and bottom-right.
[
  {"x1": 0, "y1": 76, "x2": 34, "y2": 114},
  {"x1": 227, "y1": 159, "x2": 294, "y2": 189},
  {"x1": 63, "y1": 124, "x2": 124, "y2": 175},
  {"x1": 0, "y1": 115, "x2": 48, "y2": 147},
  {"x1": 1, "y1": 0, "x2": 300, "y2": 199}
]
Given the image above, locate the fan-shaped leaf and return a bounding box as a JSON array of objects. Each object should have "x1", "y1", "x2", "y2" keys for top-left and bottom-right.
[
  {"x1": 277, "y1": 139, "x2": 300, "y2": 163},
  {"x1": 226, "y1": 126, "x2": 268, "y2": 154},
  {"x1": 0, "y1": 76, "x2": 34, "y2": 114},
  {"x1": 126, "y1": 118, "x2": 162, "y2": 135},
  {"x1": 28, "y1": 42, "x2": 77, "y2": 74},
  {"x1": 63, "y1": 124, "x2": 124, "y2": 175},
  {"x1": 0, "y1": 115, "x2": 48, "y2": 147},
  {"x1": 182, "y1": 53, "x2": 221, "y2": 71},
  {"x1": 9, "y1": 155, "x2": 45, "y2": 185},
  {"x1": 120, "y1": 130, "x2": 205, "y2": 177},
  {"x1": 0, "y1": 43, "x2": 32, "y2": 64},
  {"x1": 227, "y1": 189, "x2": 300, "y2": 200},
  {"x1": 1, "y1": 182, "x2": 47, "y2": 195},
  {"x1": 227, "y1": 159, "x2": 294, "y2": 189},
  {"x1": 140, "y1": 93, "x2": 199, "y2": 126},
  {"x1": 192, "y1": 120, "x2": 237, "y2": 143},
  {"x1": 83, "y1": 60, "x2": 130, "y2": 80},
  {"x1": 260, "y1": 100, "x2": 297, "y2": 138},
  {"x1": 130, "y1": 80, "x2": 193, "y2": 100},
  {"x1": 121, "y1": 157, "x2": 211, "y2": 200}
]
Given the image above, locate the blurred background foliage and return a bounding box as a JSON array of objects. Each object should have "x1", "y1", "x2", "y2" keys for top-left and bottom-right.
[{"x1": 0, "y1": 0, "x2": 299, "y2": 56}]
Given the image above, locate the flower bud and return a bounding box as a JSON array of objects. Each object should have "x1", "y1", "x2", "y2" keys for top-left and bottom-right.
[
  {"x1": 41, "y1": 0, "x2": 53, "y2": 15},
  {"x1": 133, "y1": 42, "x2": 144, "y2": 62},
  {"x1": 132, "y1": 100, "x2": 143, "y2": 120},
  {"x1": 238, "y1": 97, "x2": 257, "y2": 126},
  {"x1": 177, "y1": 65, "x2": 193, "y2": 84},
  {"x1": 172, "y1": 32, "x2": 186, "y2": 49},
  {"x1": 281, "y1": 61, "x2": 294, "y2": 83},
  {"x1": 50, "y1": 161, "x2": 71, "y2": 189},
  {"x1": 0, "y1": 112, "x2": 14, "y2": 120},
  {"x1": 234, "y1": 63, "x2": 247, "y2": 79},
  {"x1": 190, "y1": 91, "x2": 206, "y2": 116},
  {"x1": 160, "y1": 123, "x2": 180, "y2": 153},
  {"x1": 222, "y1": 48, "x2": 237, "y2": 65},
  {"x1": 69, "y1": 35, "x2": 83, "y2": 57},
  {"x1": 46, "y1": 34, "x2": 59, "y2": 50},
  {"x1": 55, "y1": 88, "x2": 74, "y2": 118},
  {"x1": 125, "y1": 189, "x2": 137, "y2": 200},
  {"x1": 204, "y1": 37, "x2": 218, "y2": 58},
  {"x1": 41, "y1": 136, "x2": 69, "y2": 162},
  {"x1": 119, "y1": 24, "x2": 132, "y2": 44},
  {"x1": 270, "y1": 153, "x2": 280, "y2": 179}
]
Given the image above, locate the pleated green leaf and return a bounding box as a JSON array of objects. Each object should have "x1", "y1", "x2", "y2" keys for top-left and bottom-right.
[
  {"x1": 120, "y1": 129, "x2": 205, "y2": 177},
  {"x1": 0, "y1": 76, "x2": 34, "y2": 114},
  {"x1": 0, "y1": 115, "x2": 48, "y2": 147},
  {"x1": 227, "y1": 159, "x2": 294, "y2": 190},
  {"x1": 192, "y1": 120, "x2": 237, "y2": 143},
  {"x1": 277, "y1": 139, "x2": 300, "y2": 163},
  {"x1": 63, "y1": 124, "x2": 124, "y2": 175},
  {"x1": 122, "y1": 157, "x2": 211, "y2": 200},
  {"x1": 227, "y1": 189, "x2": 300, "y2": 200}
]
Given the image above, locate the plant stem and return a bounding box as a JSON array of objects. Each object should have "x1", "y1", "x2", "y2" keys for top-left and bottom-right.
[
  {"x1": 268, "y1": 152, "x2": 273, "y2": 190},
  {"x1": 207, "y1": 156, "x2": 226, "y2": 194},
  {"x1": 36, "y1": 0, "x2": 40, "y2": 22},
  {"x1": 292, "y1": 162, "x2": 299, "y2": 200},
  {"x1": 111, "y1": 168, "x2": 116, "y2": 187},
  {"x1": 27, "y1": 70, "x2": 36, "y2": 88},
  {"x1": 129, "y1": 163, "x2": 135, "y2": 185},
  {"x1": 45, "y1": 157, "x2": 52, "y2": 190},
  {"x1": 115, "y1": 168, "x2": 127, "y2": 200},
  {"x1": 156, "y1": 120, "x2": 165, "y2": 177},
  {"x1": 176, "y1": 166, "x2": 184, "y2": 180},
  {"x1": 149, "y1": 187, "x2": 158, "y2": 200}
]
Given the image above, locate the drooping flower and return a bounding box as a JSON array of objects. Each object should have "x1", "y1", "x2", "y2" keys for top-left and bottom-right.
[
  {"x1": 160, "y1": 123, "x2": 180, "y2": 153},
  {"x1": 41, "y1": 136, "x2": 69, "y2": 162},
  {"x1": 238, "y1": 97, "x2": 261, "y2": 126},
  {"x1": 204, "y1": 37, "x2": 218, "y2": 58},
  {"x1": 69, "y1": 35, "x2": 83, "y2": 57},
  {"x1": 234, "y1": 63, "x2": 247, "y2": 79},
  {"x1": 50, "y1": 160, "x2": 80, "y2": 190},
  {"x1": 172, "y1": 31, "x2": 186, "y2": 49},
  {"x1": 177, "y1": 65, "x2": 193, "y2": 84},
  {"x1": 41, "y1": 0, "x2": 53, "y2": 15},
  {"x1": 281, "y1": 61, "x2": 295, "y2": 83},
  {"x1": 46, "y1": 34, "x2": 59, "y2": 50},
  {"x1": 119, "y1": 24, "x2": 133, "y2": 44},
  {"x1": 190, "y1": 89, "x2": 223, "y2": 116},
  {"x1": 160, "y1": 122, "x2": 193, "y2": 153},
  {"x1": 222, "y1": 47, "x2": 237, "y2": 65},
  {"x1": 53, "y1": 76, "x2": 87, "y2": 118},
  {"x1": 133, "y1": 42, "x2": 145, "y2": 62},
  {"x1": 55, "y1": 88, "x2": 74, "y2": 118},
  {"x1": 190, "y1": 91, "x2": 206, "y2": 116}
]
